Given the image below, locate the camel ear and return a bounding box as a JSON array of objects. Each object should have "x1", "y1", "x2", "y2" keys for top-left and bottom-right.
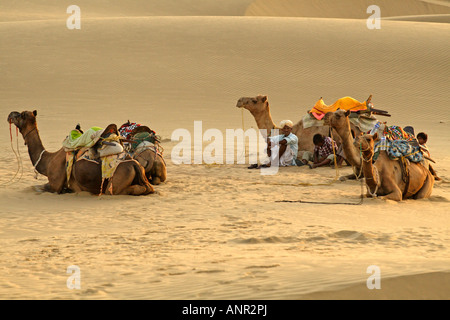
[
  {"x1": 261, "y1": 95, "x2": 267, "y2": 103},
  {"x1": 33, "y1": 110, "x2": 37, "y2": 117},
  {"x1": 344, "y1": 110, "x2": 351, "y2": 117},
  {"x1": 373, "y1": 132, "x2": 378, "y2": 140}
]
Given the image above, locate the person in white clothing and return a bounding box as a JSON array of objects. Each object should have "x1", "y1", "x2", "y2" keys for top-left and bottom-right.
[{"x1": 249, "y1": 120, "x2": 298, "y2": 168}]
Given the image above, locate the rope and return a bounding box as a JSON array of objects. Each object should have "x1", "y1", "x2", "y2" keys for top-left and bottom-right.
[
  {"x1": 275, "y1": 174, "x2": 365, "y2": 205},
  {"x1": 274, "y1": 133, "x2": 365, "y2": 205},
  {"x1": 365, "y1": 165, "x2": 380, "y2": 197},
  {"x1": 33, "y1": 150, "x2": 46, "y2": 179},
  {"x1": 0, "y1": 124, "x2": 24, "y2": 187}
]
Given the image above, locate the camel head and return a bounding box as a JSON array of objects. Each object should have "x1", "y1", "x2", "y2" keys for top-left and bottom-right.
[
  {"x1": 356, "y1": 132, "x2": 378, "y2": 158},
  {"x1": 236, "y1": 95, "x2": 269, "y2": 114},
  {"x1": 7, "y1": 110, "x2": 38, "y2": 135},
  {"x1": 323, "y1": 109, "x2": 351, "y2": 129}
]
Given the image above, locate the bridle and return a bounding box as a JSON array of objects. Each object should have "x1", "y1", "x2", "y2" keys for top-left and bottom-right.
[
  {"x1": 22, "y1": 127, "x2": 37, "y2": 144},
  {"x1": 359, "y1": 137, "x2": 374, "y2": 163}
]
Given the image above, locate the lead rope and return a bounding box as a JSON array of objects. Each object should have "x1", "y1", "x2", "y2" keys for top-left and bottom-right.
[
  {"x1": 0, "y1": 124, "x2": 24, "y2": 187},
  {"x1": 274, "y1": 132, "x2": 364, "y2": 205}
]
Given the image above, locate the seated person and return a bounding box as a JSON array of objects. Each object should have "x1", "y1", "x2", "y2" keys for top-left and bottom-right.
[
  {"x1": 417, "y1": 132, "x2": 430, "y2": 157},
  {"x1": 300, "y1": 134, "x2": 341, "y2": 169},
  {"x1": 249, "y1": 120, "x2": 298, "y2": 168}
]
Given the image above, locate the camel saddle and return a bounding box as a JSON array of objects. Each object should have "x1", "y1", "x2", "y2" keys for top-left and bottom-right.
[
  {"x1": 62, "y1": 126, "x2": 104, "y2": 151},
  {"x1": 309, "y1": 96, "x2": 391, "y2": 120},
  {"x1": 309, "y1": 97, "x2": 369, "y2": 120}
]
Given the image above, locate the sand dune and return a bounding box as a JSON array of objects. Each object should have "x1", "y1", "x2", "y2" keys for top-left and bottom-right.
[
  {"x1": 3, "y1": 0, "x2": 449, "y2": 22},
  {"x1": 299, "y1": 271, "x2": 450, "y2": 299},
  {"x1": 383, "y1": 13, "x2": 450, "y2": 23},
  {"x1": 246, "y1": 0, "x2": 450, "y2": 18},
  {"x1": 0, "y1": 1, "x2": 449, "y2": 301},
  {"x1": 0, "y1": 0, "x2": 255, "y2": 22}
]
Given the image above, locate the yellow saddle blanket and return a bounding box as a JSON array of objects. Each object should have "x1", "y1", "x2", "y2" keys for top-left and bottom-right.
[{"x1": 309, "y1": 97, "x2": 368, "y2": 120}]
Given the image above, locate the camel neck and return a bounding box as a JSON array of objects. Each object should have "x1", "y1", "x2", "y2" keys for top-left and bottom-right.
[
  {"x1": 336, "y1": 122, "x2": 361, "y2": 168},
  {"x1": 251, "y1": 105, "x2": 276, "y2": 135},
  {"x1": 362, "y1": 153, "x2": 379, "y2": 192},
  {"x1": 23, "y1": 126, "x2": 47, "y2": 176}
]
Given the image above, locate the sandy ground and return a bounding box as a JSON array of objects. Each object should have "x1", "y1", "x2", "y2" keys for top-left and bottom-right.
[{"x1": 0, "y1": 0, "x2": 449, "y2": 300}]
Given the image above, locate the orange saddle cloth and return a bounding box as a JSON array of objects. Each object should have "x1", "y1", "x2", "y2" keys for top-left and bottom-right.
[{"x1": 309, "y1": 97, "x2": 368, "y2": 120}]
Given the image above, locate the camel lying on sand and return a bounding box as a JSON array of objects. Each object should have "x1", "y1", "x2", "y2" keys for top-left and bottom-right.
[
  {"x1": 119, "y1": 122, "x2": 167, "y2": 185},
  {"x1": 324, "y1": 109, "x2": 363, "y2": 177},
  {"x1": 325, "y1": 108, "x2": 440, "y2": 181},
  {"x1": 236, "y1": 95, "x2": 364, "y2": 157},
  {"x1": 7, "y1": 111, "x2": 154, "y2": 195},
  {"x1": 356, "y1": 132, "x2": 434, "y2": 201}
]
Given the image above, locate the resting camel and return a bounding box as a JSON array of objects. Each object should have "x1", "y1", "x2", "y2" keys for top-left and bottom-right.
[
  {"x1": 325, "y1": 108, "x2": 440, "y2": 181},
  {"x1": 236, "y1": 95, "x2": 363, "y2": 158},
  {"x1": 324, "y1": 109, "x2": 363, "y2": 177},
  {"x1": 7, "y1": 111, "x2": 154, "y2": 195},
  {"x1": 356, "y1": 132, "x2": 434, "y2": 201},
  {"x1": 117, "y1": 122, "x2": 167, "y2": 185}
]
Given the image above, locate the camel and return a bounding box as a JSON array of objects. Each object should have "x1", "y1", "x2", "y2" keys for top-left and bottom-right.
[
  {"x1": 324, "y1": 109, "x2": 363, "y2": 176},
  {"x1": 7, "y1": 111, "x2": 154, "y2": 195},
  {"x1": 236, "y1": 95, "x2": 364, "y2": 158},
  {"x1": 356, "y1": 132, "x2": 434, "y2": 201},
  {"x1": 325, "y1": 108, "x2": 441, "y2": 181},
  {"x1": 118, "y1": 122, "x2": 167, "y2": 185},
  {"x1": 131, "y1": 145, "x2": 167, "y2": 185}
]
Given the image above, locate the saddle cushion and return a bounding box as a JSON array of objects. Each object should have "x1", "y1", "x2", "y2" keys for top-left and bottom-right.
[{"x1": 98, "y1": 141, "x2": 124, "y2": 158}]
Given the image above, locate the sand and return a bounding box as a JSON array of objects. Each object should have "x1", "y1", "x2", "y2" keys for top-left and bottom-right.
[{"x1": 0, "y1": 0, "x2": 449, "y2": 300}]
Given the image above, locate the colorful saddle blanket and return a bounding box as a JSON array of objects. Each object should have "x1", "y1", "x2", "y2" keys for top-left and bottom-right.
[
  {"x1": 119, "y1": 122, "x2": 141, "y2": 139},
  {"x1": 309, "y1": 97, "x2": 368, "y2": 120},
  {"x1": 383, "y1": 125, "x2": 415, "y2": 142},
  {"x1": 62, "y1": 127, "x2": 104, "y2": 151},
  {"x1": 373, "y1": 139, "x2": 423, "y2": 163}
]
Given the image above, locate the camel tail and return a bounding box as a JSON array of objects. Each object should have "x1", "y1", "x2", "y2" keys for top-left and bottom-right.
[{"x1": 132, "y1": 160, "x2": 155, "y2": 194}]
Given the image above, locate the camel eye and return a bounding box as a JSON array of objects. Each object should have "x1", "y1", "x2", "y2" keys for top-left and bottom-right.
[{"x1": 251, "y1": 99, "x2": 257, "y2": 103}]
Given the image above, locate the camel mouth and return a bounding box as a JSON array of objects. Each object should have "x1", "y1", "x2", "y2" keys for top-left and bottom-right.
[
  {"x1": 7, "y1": 111, "x2": 20, "y2": 124},
  {"x1": 323, "y1": 112, "x2": 332, "y2": 125}
]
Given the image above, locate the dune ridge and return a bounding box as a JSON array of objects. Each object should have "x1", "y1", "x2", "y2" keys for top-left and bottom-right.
[{"x1": 245, "y1": 0, "x2": 450, "y2": 18}]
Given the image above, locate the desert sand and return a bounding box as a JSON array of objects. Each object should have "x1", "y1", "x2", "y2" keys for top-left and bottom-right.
[{"x1": 0, "y1": 0, "x2": 449, "y2": 300}]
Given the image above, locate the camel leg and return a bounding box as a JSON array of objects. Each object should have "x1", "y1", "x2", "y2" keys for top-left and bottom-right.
[
  {"x1": 106, "y1": 177, "x2": 154, "y2": 195},
  {"x1": 44, "y1": 152, "x2": 68, "y2": 193},
  {"x1": 413, "y1": 172, "x2": 434, "y2": 199},
  {"x1": 116, "y1": 185, "x2": 154, "y2": 195},
  {"x1": 152, "y1": 177, "x2": 161, "y2": 185},
  {"x1": 105, "y1": 170, "x2": 154, "y2": 196},
  {"x1": 379, "y1": 186, "x2": 403, "y2": 201},
  {"x1": 378, "y1": 176, "x2": 403, "y2": 201}
]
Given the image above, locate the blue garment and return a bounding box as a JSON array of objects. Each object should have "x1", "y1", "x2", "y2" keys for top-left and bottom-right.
[{"x1": 270, "y1": 133, "x2": 299, "y2": 166}]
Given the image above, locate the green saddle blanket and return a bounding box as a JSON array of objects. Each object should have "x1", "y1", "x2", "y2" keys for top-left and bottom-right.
[
  {"x1": 62, "y1": 127, "x2": 104, "y2": 151},
  {"x1": 131, "y1": 132, "x2": 159, "y2": 150}
]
